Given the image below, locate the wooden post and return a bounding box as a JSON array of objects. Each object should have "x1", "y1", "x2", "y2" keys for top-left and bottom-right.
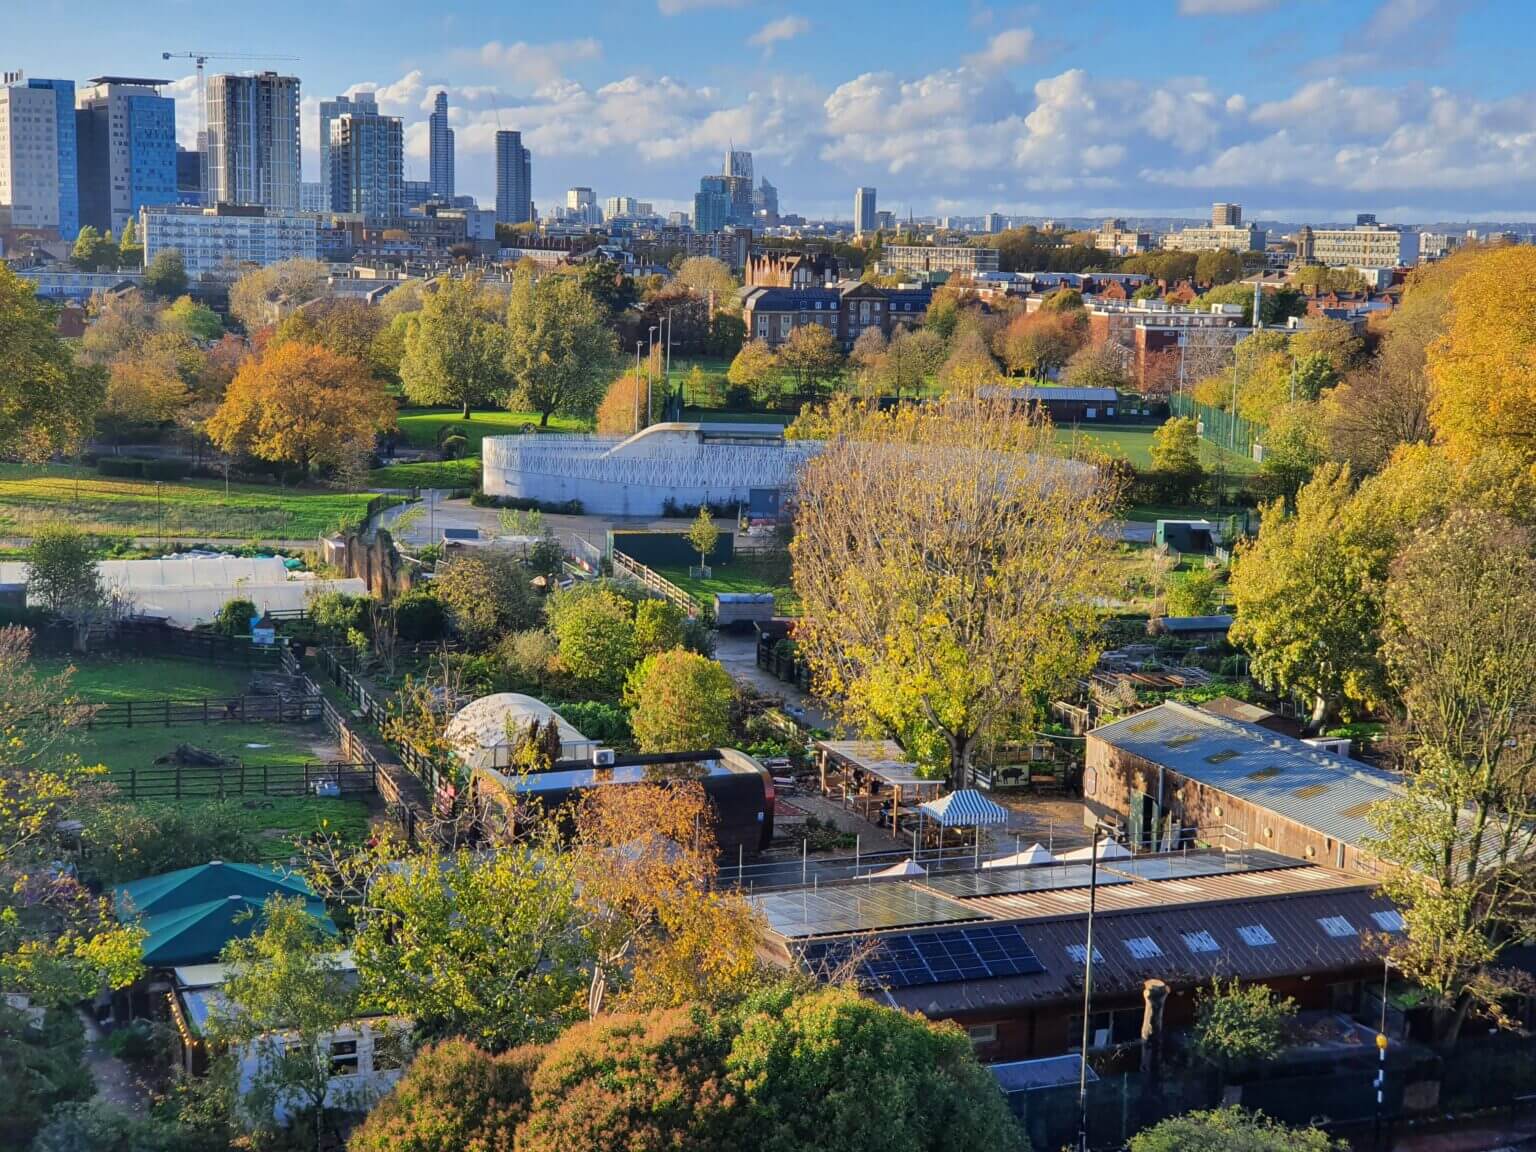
[
  {"x1": 126, "y1": 700, "x2": 132, "y2": 728},
  {"x1": 129, "y1": 764, "x2": 136, "y2": 800},
  {"x1": 203, "y1": 698, "x2": 209, "y2": 724},
  {"x1": 263, "y1": 761, "x2": 269, "y2": 796},
  {"x1": 175, "y1": 761, "x2": 182, "y2": 801},
  {"x1": 304, "y1": 761, "x2": 310, "y2": 796}
]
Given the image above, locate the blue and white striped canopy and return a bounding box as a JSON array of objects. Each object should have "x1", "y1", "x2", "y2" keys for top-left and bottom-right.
[{"x1": 919, "y1": 789, "x2": 1008, "y2": 828}]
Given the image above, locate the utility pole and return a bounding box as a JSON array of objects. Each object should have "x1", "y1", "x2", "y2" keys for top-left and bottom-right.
[
  {"x1": 648, "y1": 324, "x2": 660, "y2": 425},
  {"x1": 1077, "y1": 823, "x2": 1104, "y2": 1152}
]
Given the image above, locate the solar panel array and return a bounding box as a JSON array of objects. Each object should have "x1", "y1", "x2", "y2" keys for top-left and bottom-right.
[
  {"x1": 753, "y1": 882, "x2": 985, "y2": 939},
  {"x1": 1103, "y1": 848, "x2": 1302, "y2": 881},
  {"x1": 920, "y1": 863, "x2": 1132, "y2": 899},
  {"x1": 799, "y1": 923, "x2": 1045, "y2": 989}
]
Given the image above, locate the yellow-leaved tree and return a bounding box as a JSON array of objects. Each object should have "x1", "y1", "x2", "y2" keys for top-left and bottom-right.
[
  {"x1": 1428, "y1": 244, "x2": 1536, "y2": 468},
  {"x1": 790, "y1": 394, "x2": 1117, "y2": 787},
  {"x1": 206, "y1": 340, "x2": 396, "y2": 477}
]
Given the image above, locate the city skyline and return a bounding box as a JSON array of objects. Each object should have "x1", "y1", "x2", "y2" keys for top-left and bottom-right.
[{"x1": 5, "y1": 0, "x2": 1534, "y2": 221}]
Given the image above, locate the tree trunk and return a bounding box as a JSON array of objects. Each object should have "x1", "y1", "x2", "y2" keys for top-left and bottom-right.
[
  {"x1": 946, "y1": 733, "x2": 973, "y2": 793},
  {"x1": 1307, "y1": 692, "x2": 1330, "y2": 734},
  {"x1": 461, "y1": 400, "x2": 471, "y2": 418},
  {"x1": 540, "y1": 409, "x2": 551, "y2": 427},
  {"x1": 1431, "y1": 992, "x2": 1474, "y2": 1051}
]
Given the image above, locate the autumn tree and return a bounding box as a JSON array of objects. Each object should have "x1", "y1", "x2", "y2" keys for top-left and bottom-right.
[
  {"x1": 1368, "y1": 509, "x2": 1536, "y2": 1047},
  {"x1": 867, "y1": 326, "x2": 944, "y2": 399},
  {"x1": 936, "y1": 324, "x2": 1003, "y2": 396},
  {"x1": 1427, "y1": 245, "x2": 1536, "y2": 467},
  {"x1": 0, "y1": 266, "x2": 105, "y2": 461},
  {"x1": 1062, "y1": 342, "x2": 1129, "y2": 392},
  {"x1": 161, "y1": 294, "x2": 223, "y2": 342},
  {"x1": 1228, "y1": 465, "x2": 1391, "y2": 728},
  {"x1": 777, "y1": 323, "x2": 844, "y2": 399},
  {"x1": 505, "y1": 267, "x2": 617, "y2": 425},
  {"x1": 674, "y1": 256, "x2": 737, "y2": 302},
  {"x1": 623, "y1": 649, "x2": 735, "y2": 753},
  {"x1": 995, "y1": 310, "x2": 1084, "y2": 378},
  {"x1": 727, "y1": 340, "x2": 781, "y2": 407},
  {"x1": 399, "y1": 276, "x2": 509, "y2": 416},
  {"x1": 687, "y1": 506, "x2": 719, "y2": 573},
  {"x1": 791, "y1": 395, "x2": 1116, "y2": 786},
  {"x1": 596, "y1": 370, "x2": 661, "y2": 436},
  {"x1": 0, "y1": 628, "x2": 143, "y2": 1004},
  {"x1": 1255, "y1": 401, "x2": 1326, "y2": 505},
  {"x1": 227, "y1": 258, "x2": 329, "y2": 332},
  {"x1": 99, "y1": 348, "x2": 190, "y2": 441},
  {"x1": 205, "y1": 341, "x2": 395, "y2": 476}
]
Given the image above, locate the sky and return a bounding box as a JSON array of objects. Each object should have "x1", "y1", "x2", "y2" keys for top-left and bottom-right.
[{"x1": 8, "y1": 0, "x2": 1534, "y2": 223}]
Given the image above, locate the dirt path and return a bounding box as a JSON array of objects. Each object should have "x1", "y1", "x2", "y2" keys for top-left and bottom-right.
[{"x1": 75, "y1": 1009, "x2": 147, "y2": 1112}]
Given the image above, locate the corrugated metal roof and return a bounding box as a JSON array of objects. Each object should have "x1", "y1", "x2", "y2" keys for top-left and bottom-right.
[
  {"x1": 994, "y1": 386, "x2": 1120, "y2": 403},
  {"x1": 1091, "y1": 702, "x2": 1402, "y2": 849}
]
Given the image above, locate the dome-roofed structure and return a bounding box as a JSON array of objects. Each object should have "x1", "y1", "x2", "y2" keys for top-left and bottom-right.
[{"x1": 442, "y1": 693, "x2": 595, "y2": 771}]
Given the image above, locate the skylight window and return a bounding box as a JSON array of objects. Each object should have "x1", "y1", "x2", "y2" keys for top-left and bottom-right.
[
  {"x1": 1237, "y1": 924, "x2": 1276, "y2": 947},
  {"x1": 1065, "y1": 945, "x2": 1103, "y2": 964},
  {"x1": 1370, "y1": 910, "x2": 1405, "y2": 933},
  {"x1": 1124, "y1": 937, "x2": 1162, "y2": 959},
  {"x1": 1182, "y1": 931, "x2": 1220, "y2": 953},
  {"x1": 1317, "y1": 916, "x2": 1357, "y2": 938}
]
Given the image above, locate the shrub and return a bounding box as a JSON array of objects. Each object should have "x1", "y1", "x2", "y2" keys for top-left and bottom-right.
[
  {"x1": 81, "y1": 802, "x2": 261, "y2": 885},
  {"x1": 1165, "y1": 568, "x2": 1224, "y2": 617},
  {"x1": 550, "y1": 699, "x2": 632, "y2": 745},
  {"x1": 623, "y1": 649, "x2": 736, "y2": 753},
  {"x1": 434, "y1": 551, "x2": 540, "y2": 647},
  {"x1": 214, "y1": 597, "x2": 257, "y2": 636},
  {"x1": 547, "y1": 585, "x2": 638, "y2": 694},
  {"x1": 309, "y1": 590, "x2": 370, "y2": 636},
  {"x1": 393, "y1": 591, "x2": 447, "y2": 642},
  {"x1": 634, "y1": 599, "x2": 687, "y2": 655},
  {"x1": 1129, "y1": 1107, "x2": 1342, "y2": 1152},
  {"x1": 1191, "y1": 978, "x2": 1296, "y2": 1071},
  {"x1": 142, "y1": 457, "x2": 192, "y2": 481},
  {"x1": 95, "y1": 456, "x2": 146, "y2": 478},
  {"x1": 350, "y1": 1038, "x2": 543, "y2": 1152},
  {"x1": 498, "y1": 628, "x2": 558, "y2": 690}
]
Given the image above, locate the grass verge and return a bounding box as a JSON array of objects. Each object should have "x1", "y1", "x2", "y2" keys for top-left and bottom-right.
[
  {"x1": 395, "y1": 408, "x2": 588, "y2": 452},
  {"x1": 654, "y1": 553, "x2": 800, "y2": 615}
]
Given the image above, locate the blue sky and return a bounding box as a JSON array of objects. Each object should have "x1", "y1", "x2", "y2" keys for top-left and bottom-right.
[{"x1": 9, "y1": 0, "x2": 1532, "y2": 222}]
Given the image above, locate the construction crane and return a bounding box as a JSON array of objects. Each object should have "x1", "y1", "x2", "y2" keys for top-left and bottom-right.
[{"x1": 161, "y1": 51, "x2": 299, "y2": 199}]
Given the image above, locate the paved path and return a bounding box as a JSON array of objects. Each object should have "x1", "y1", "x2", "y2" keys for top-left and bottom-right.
[
  {"x1": 76, "y1": 1009, "x2": 146, "y2": 1112},
  {"x1": 714, "y1": 632, "x2": 837, "y2": 731}
]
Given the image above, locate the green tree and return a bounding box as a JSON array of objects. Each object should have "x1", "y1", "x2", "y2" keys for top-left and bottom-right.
[
  {"x1": 213, "y1": 896, "x2": 364, "y2": 1151},
  {"x1": 161, "y1": 295, "x2": 222, "y2": 341},
  {"x1": 0, "y1": 1006, "x2": 93, "y2": 1151},
  {"x1": 687, "y1": 507, "x2": 720, "y2": 570},
  {"x1": 727, "y1": 340, "x2": 781, "y2": 407},
  {"x1": 0, "y1": 266, "x2": 105, "y2": 461},
  {"x1": 1228, "y1": 465, "x2": 1391, "y2": 729},
  {"x1": 142, "y1": 248, "x2": 189, "y2": 297},
  {"x1": 726, "y1": 986, "x2": 1027, "y2": 1152},
  {"x1": 1191, "y1": 979, "x2": 1297, "y2": 1073},
  {"x1": 1256, "y1": 401, "x2": 1325, "y2": 505},
  {"x1": 1061, "y1": 343, "x2": 1128, "y2": 392},
  {"x1": 400, "y1": 277, "x2": 509, "y2": 417},
  {"x1": 547, "y1": 584, "x2": 639, "y2": 693},
  {"x1": 633, "y1": 599, "x2": 687, "y2": 656},
  {"x1": 1148, "y1": 416, "x2": 1206, "y2": 503},
  {"x1": 25, "y1": 523, "x2": 104, "y2": 618},
  {"x1": 1368, "y1": 508, "x2": 1536, "y2": 1047},
  {"x1": 80, "y1": 801, "x2": 260, "y2": 885},
  {"x1": 33, "y1": 1095, "x2": 207, "y2": 1152},
  {"x1": 1195, "y1": 249, "x2": 1243, "y2": 286},
  {"x1": 505, "y1": 267, "x2": 617, "y2": 425},
  {"x1": 432, "y1": 550, "x2": 539, "y2": 647},
  {"x1": 777, "y1": 323, "x2": 844, "y2": 399},
  {"x1": 349, "y1": 1038, "x2": 542, "y2": 1152},
  {"x1": 227, "y1": 258, "x2": 328, "y2": 332},
  {"x1": 1166, "y1": 567, "x2": 1223, "y2": 617},
  {"x1": 872, "y1": 327, "x2": 946, "y2": 399},
  {"x1": 1129, "y1": 1107, "x2": 1342, "y2": 1152},
  {"x1": 685, "y1": 362, "x2": 721, "y2": 407},
  {"x1": 70, "y1": 225, "x2": 119, "y2": 271},
  {"x1": 352, "y1": 839, "x2": 592, "y2": 1050},
  {"x1": 521, "y1": 1009, "x2": 735, "y2": 1152},
  {"x1": 623, "y1": 649, "x2": 735, "y2": 753},
  {"x1": 117, "y1": 218, "x2": 143, "y2": 267}
]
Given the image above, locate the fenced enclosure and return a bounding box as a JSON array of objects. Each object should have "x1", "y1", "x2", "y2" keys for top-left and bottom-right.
[
  {"x1": 69, "y1": 694, "x2": 322, "y2": 728},
  {"x1": 611, "y1": 551, "x2": 701, "y2": 618},
  {"x1": 111, "y1": 758, "x2": 376, "y2": 801}
]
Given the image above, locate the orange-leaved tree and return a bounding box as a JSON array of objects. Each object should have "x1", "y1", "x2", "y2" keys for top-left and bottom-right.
[{"x1": 205, "y1": 339, "x2": 395, "y2": 476}]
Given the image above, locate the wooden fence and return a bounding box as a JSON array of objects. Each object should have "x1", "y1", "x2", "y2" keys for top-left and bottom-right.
[
  {"x1": 112, "y1": 759, "x2": 375, "y2": 801},
  {"x1": 71, "y1": 694, "x2": 322, "y2": 728},
  {"x1": 29, "y1": 619, "x2": 286, "y2": 666},
  {"x1": 611, "y1": 550, "x2": 700, "y2": 618}
]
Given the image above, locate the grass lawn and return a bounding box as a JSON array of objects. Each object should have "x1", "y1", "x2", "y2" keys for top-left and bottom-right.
[
  {"x1": 212, "y1": 795, "x2": 373, "y2": 862},
  {"x1": 79, "y1": 720, "x2": 332, "y2": 783},
  {"x1": 1051, "y1": 423, "x2": 1258, "y2": 475},
  {"x1": 368, "y1": 457, "x2": 481, "y2": 490},
  {"x1": 0, "y1": 464, "x2": 380, "y2": 541},
  {"x1": 654, "y1": 552, "x2": 800, "y2": 615},
  {"x1": 36, "y1": 655, "x2": 253, "y2": 701},
  {"x1": 395, "y1": 408, "x2": 588, "y2": 453}
]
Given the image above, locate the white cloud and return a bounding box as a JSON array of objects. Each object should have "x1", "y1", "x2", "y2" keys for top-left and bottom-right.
[
  {"x1": 657, "y1": 0, "x2": 744, "y2": 12},
  {"x1": 748, "y1": 16, "x2": 809, "y2": 56},
  {"x1": 469, "y1": 39, "x2": 602, "y2": 90},
  {"x1": 1177, "y1": 0, "x2": 1281, "y2": 12},
  {"x1": 965, "y1": 27, "x2": 1035, "y2": 72}
]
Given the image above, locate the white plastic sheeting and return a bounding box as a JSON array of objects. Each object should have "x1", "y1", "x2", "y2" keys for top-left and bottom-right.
[
  {"x1": 442, "y1": 693, "x2": 595, "y2": 770},
  {"x1": 0, "y1": 557, "x2": 365, "y2": 629}
]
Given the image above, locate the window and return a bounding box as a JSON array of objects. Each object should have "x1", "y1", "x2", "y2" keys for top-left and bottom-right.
[
  {"x1": 1065, "y1": 944, "x2": 1103, "y2": 964},
  {"x1": 1182, "y1": 930, "x2": 1220, "y2": 954},
  {"x1": 1124, "y1": 936, "x2": 1162, "y2": 959},
  {"x1": 329, "y1": 1038, "x2": 360, "y2": 1076},
  {"x1": 779, "y1": 315, "x2": 791, "y2": 338},
  {"x1": 1370, "y1": 910, "x2": 1405, "y2": 933},
  {"x1": 1237, "y1": 923, "x2": 1276, "y2": 947},
  {"x1": 967, "y1": 1023, "x2": 997, "y2": 1049},
  {"x1": 1069, "y1": 1009, "x2": 1141, "y2": 1051},
  {"x1": 1317, "y1": 916, "x2": 1357, "y2": 938}
]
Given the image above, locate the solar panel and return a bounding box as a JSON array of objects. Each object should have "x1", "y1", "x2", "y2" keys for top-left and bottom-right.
[
  {"x1": 799, "y1": 923, "x2": 1045, "y2": 989},
  {"x1": 753, "y1": 882, "x2": 986, "y2": 939},
  {"x1": 920, "y1": 863, "x2": 1133, "y2": 899},
  {"x1": 1103, "y1": 849, "x2": 1303, "y2": 882}
]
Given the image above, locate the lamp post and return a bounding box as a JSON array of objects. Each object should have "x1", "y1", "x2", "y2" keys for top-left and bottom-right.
[
  {"x1": 1077, "y1": 822, "x2": 1106, "y2": 1152},
  {"x1": 649, "y1": 324, "x2": 661, "y2": 424}
]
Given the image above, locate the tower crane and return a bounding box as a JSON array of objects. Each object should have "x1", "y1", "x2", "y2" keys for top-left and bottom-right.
[{"x1": 161, "y1": 51, "x2": 299, "y2": 199}]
